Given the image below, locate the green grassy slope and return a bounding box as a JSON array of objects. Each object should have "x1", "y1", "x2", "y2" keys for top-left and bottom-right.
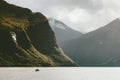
[{"x1": 0, "y1": 0, "x2": 78, "y2": 67}]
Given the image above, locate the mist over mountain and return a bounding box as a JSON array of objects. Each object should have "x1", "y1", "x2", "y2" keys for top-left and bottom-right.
[
  {"x1": 62, "y1": 18, "x2": 120, "y2": 66},
  {"x1": 48, "y1": 18, "x2": 82, "y2": 49},
  {"x1": 0, "y1": 0, "x2": 77, "y2": 67}
]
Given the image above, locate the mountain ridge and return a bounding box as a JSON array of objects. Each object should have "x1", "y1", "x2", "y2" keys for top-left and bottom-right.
[
  {"x1": 0, "y1": 0, "x2": 78, "y2": 67},
  {"x1": 62, "y1": 18, "x2": 120, "y2": 66},
  {"x1": 48, "y1": 18, "x2": 82, "y2": 48}
]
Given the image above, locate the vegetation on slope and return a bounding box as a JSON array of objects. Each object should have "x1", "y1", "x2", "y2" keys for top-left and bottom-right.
[{"x1": 0, "y1": 0, "x2": 77, "y2": 67}]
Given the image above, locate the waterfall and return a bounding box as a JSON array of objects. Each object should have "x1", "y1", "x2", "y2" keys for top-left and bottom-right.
[{"x1": 11, "y1": 32, "x2": 18, "y2": 45}]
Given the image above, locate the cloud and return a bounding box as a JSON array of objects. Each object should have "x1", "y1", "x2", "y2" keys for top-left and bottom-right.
[
  {"x1": 5, "y1": 0, "x2": 120, "y2": 33},
  {"x1": 39, "y1": 0, "x2": 103, "y2": 13},
  {"x1": 5, "y1": 0, "x2": 103, "y2": 14}
]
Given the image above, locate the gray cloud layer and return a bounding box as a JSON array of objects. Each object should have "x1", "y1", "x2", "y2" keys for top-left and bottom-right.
[
  {"x1": 5, "y1": 0, "x2": 120, "y2": 33},
  {"x1": 37, "y1": 0, "x2": 103, "y2": 12}
]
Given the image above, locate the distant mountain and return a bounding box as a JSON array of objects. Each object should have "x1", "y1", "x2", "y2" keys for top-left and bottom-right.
[
  {"x1": 48, "y1": 18, "x2": 83, "y2": 48},
  {"x1": 0, "y1": 0, "x2": 78, "y2": 67},
  {"x1": 62, "y1": 18, "x2": 120, "y2": 67}
]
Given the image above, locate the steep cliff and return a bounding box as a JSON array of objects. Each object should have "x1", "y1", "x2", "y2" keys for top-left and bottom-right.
[{"x1": 0, "y1": 0, "x2": 77, "y2": 67}]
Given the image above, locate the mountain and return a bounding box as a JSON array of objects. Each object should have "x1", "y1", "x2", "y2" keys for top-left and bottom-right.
[
  {"x1": 0, "y1": 0, "x2": 78, "y2": 67},
  {"x1": 62, "y1": 18, "x2": 120, "y2": 67},
  {"x1": 48, "y1": 18, "x2": 82, "y2": 48}
]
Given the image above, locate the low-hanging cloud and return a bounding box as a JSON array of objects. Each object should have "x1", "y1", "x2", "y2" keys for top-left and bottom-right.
[
  {"x1": 5, "y1": 0, "x2": 120, "y2": 33},
  {"x1": 5, "y1": 0, "x2": 103, "y2": 13},
  {"x1": 36, "y1": 0, "x2": 103, "y2": 12}
]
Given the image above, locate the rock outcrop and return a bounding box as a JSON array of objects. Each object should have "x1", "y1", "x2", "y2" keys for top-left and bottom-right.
[{"x1": 0, "y1": 0, "x2": 77, "y2": 67}]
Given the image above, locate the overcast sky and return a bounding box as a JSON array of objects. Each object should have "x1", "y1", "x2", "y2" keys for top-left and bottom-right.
[{"x1": 5, "y1": 0, "x2": 120, "y2": 33}]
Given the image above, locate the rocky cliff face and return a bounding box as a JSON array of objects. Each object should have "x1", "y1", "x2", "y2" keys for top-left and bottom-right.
[{"x1": 0, "y1": 0, "x2": 77, "y2": 67}]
